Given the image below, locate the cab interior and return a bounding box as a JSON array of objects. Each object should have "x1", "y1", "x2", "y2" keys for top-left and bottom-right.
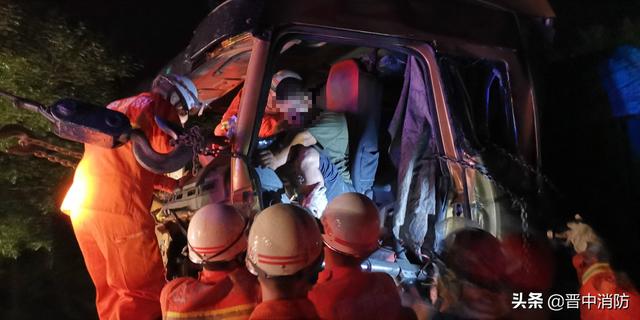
[{"x1": 183, "y1": 32, "x2": 528, "y2": 265}]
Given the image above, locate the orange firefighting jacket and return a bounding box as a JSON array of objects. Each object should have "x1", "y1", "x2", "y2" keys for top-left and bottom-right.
[
  {"x1": 308, "y1": 265, "x2": 412, "y2": 320},
  {"x1": 217, "y1": 89, "x2": 284, "y2": 138},
  {"x1": 62, "y1": 92, "x2": 179, "y2": 217},
  {"x1": 61, "y1": 92, "x2": 179, "y2": 320},
  {"x1": 249, "y1": 298, "x2": 320, "y2": 320},
  {"x1": 161, "y1": 267, "x2": 260, "y2": 320},
  {"x1": 573, "y1": 252, "x2": 640, "y2": 320}
]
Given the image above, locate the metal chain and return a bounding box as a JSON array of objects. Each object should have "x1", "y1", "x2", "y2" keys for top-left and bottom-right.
[
  {"x1": 519, "y1": 201, "x2": 532, "y2": 276},
  {"x1": 432, "y1": 153, "x2": 533, "y2": 273},
  {"x1": 170, "y1": 126, "x2": 205, "y2": 175},
  {"x1": 471, "y1": 144, "x2": 551, "y2": 274},
  {"x1": 200, "y1": 142, "x2": 230, "y2": 157},
  {"x1": 31, "y1": 150, "x2": 77, "y2": 168},
  {"x1": 1, "y1": 126, "x2": 81, "y2": 168},
  {"x1": 171, "y1": 126, "x2": 232, "y2": 173},
  {"x1": 482, "y1": 142, "x2": 563, "y2": 198},
  {"x1": 170, "y1": 126, "x2": 204, "y2": 149},
  {"x1": 432, "y1": 154, "x2": 528, "y2": 220},
  {"x1": 18, "y1": 136, "x2": 83, "y2": 159}
]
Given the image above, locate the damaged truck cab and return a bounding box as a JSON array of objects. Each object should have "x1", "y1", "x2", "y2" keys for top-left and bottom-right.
[{"x1": 161, "y1": 0, "x2": 556, "y2": 274}]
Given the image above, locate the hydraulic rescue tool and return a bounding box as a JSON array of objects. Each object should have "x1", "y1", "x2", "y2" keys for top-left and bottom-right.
[{"x1": 0, "y1": 89, "x2": 198, "y2": 174}]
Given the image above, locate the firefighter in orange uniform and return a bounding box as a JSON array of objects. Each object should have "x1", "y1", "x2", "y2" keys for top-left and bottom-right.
[
  {"x1": 61, "y1": 74, "x2": 199, "y2": 319},
  {"x1": 562, "y1": 215, "x2": 640, "y2": 320},
  {"x1": 246, "y1": 204, "x2": 324, "y2": 320},
  {"x1": 160, "y1": 204, "x2": 260, "y2": 320},
  {"x1": 308, "y1": 192, "x2": 416, "y2": 320},
  {"x1": 214, "y1": 70, "x2": 303, "y2": 138}
]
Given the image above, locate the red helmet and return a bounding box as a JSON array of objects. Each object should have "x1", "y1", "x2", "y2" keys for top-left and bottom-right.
[
  {"x1": 502, "y1": 233, "x2": 555, "y2": 292},
  {"x1": 439, "y1": 228, "x2": 506, "y2": 290},
  {"x1": 321, "y1": 193, "x2": 381, "y2": 257}
]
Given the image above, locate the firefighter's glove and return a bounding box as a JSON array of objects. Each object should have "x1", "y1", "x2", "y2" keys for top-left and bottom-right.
[{"x1": 565, "y1": 215, "x2": 601, "y2": 253}]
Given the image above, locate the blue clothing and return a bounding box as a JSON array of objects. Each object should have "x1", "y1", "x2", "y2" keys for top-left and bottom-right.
[
  {"x1": 317, "y1": 149, "x2": 356, "y2": 202},
  {"x1": 254, "y1": 166, "x2": 283, "y2": 192}
]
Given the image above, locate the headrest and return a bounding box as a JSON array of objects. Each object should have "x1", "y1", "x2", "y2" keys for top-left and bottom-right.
[{"x1": 326, "y1": 60, "x2": 361, "y2": 113}]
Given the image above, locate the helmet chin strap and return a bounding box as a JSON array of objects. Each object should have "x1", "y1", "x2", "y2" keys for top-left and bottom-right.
[
  {"x1": 155, "y1": 74, "x2": 204, "y2": 118},
  {"x1": 203, "y1": 253, "x2": 245, "y2": 271},
  {"x1": 249, "y1": 252, "x2": 324, "y2": 285},
  {"x1": 189, "y1": 216, "x2": 249, "y2": 265}
]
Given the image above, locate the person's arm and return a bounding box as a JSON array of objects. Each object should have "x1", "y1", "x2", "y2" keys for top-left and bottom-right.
[
  {"x1": 133, "y1": 93, "x2": 180, "y2": 154},
  {"x1": 215, "y1": 90, "x2": 242, "y2": 136},
  {"x1": 258, "y1": 130, "x2": 317, "y2": 169}
]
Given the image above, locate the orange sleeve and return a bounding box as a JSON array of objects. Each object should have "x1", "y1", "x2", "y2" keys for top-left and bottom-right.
[
  {"x1": 221, "y1": 89, "x2": 242, "y2": 122},
  {"x1": 217, "y1": 89, "x2": 284, "y2": 138},
  {"x1": 147, "y1": 93, "x2": 180, "y2": 154},
  {"x1": 154, "y1": 175, "x2": 178, "y2": 193},
  {"x1": 572, "y1": 252, "x2": 599, "y2": 281},
  {"x1": 107, "y1": 93, "x2": 179, "y2": 154},
  {"x1": 129, "y1": 93, "x2": 180, "y2": 154},
  {"x1": 160, "y1": 278, "x2": 189, "y2": 316},
  {"x1": 573, "y1": 252, "x2": 640, "y2": 320},
  {"x1": 258, "y1": 115, "x2": 284, "y2": 138},
  {"x1": 215, "y1": 90, "x2": 242, "y2": 136},
  {"x1": 106, "y1": 96, "x2": 140, "y2": 118}
]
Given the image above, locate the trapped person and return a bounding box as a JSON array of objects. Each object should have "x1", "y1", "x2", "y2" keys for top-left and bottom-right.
[
  {"x1": 214, "y1": 70, "x2": 303, "y2": 139},
  {"x1": 246, "y1": 204, "x2": 324, "y2": 320},
  {"x1": 215, "y1": 70, "x2": 325, "y2": 200},
  {"x1": 60, "y1": 74, "x2": 199, "y2": 319},
  {"x1": 308, "y1": 193, "x2": 417, "y2": 320},
  {"x1": 261, "y1": 77, "x2": 354, "y2": 213},
  {"x1": 271, "y1": 59, "x2": 384, "y2": 215},
  {"x1": 160, "y1": 204, "x2": 260, "y2": 320}
]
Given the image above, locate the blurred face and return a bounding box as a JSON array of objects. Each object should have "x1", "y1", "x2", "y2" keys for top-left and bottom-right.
[
  {"x1": 167, "y1": 91, "x2": 189, "y2": 124},
  {"x1": 265, "y1": 89, "x2": 312, "y2": 126},
  {"x1": 169, "y1": 92, "x2": 186, "y2": 112},
  {"x1": 276, "y1": 90, "x2": 312, "y2": 127}
]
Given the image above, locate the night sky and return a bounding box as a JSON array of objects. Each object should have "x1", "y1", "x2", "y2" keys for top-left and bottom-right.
[{"x1": 23, "y1": 0, "x2": 214, "y2": 91}]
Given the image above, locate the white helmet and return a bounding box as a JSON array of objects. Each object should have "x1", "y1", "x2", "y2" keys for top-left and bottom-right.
[
  {"x1": 152, "y1": 74, "x2": 203, "y2": 124},
  {"x1": 321, "y1": 192, "x2": 381, "y2": 258},
  {"x1": 187, "y1": 204, "x2": 248, "y2": 264},
  {"x1": 265, "y1": 70, "x2": 303, "y2": 114},
  {"x1": 246, "y1": 204, "x2": 323, "y2": 277}
]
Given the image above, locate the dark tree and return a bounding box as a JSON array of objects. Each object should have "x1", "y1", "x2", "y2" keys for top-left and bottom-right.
[{"x1": 0, "y1": 0, "x2": 136, "y2": 258}]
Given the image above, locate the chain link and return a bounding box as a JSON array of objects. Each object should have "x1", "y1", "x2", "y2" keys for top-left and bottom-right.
[
  {"x1": 1, "y1": 127, "x2": 81, "y2": 169},
  {"x1": 432, "y1": 153, "x2": 532, "y2": 273},
  {"x1": 170, "y1": 126, "x2": 205, "y2": 176},
  {"x1": 18, "y1": 136, "x2": 82, "y2": 159},
  {"x1": 432, "y1": 153, "x2": 528, "y2": 224},
  {"x1": 475, "y1": 143, "x2": 559, "y2": 274},
  {"x1": 483, "y1": 142, "x2": 563, "y2": 198},
  {"x1": 32, "y1": 150, "x2": 77, "y2": 168},
  {"x1": 170, "y1": 126, "x2": 232, "y2": 174}
]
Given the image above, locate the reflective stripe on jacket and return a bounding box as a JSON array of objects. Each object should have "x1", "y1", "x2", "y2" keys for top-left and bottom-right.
[{"x1": 161, "y1": 267, "x2": 260, "y2": 320}]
